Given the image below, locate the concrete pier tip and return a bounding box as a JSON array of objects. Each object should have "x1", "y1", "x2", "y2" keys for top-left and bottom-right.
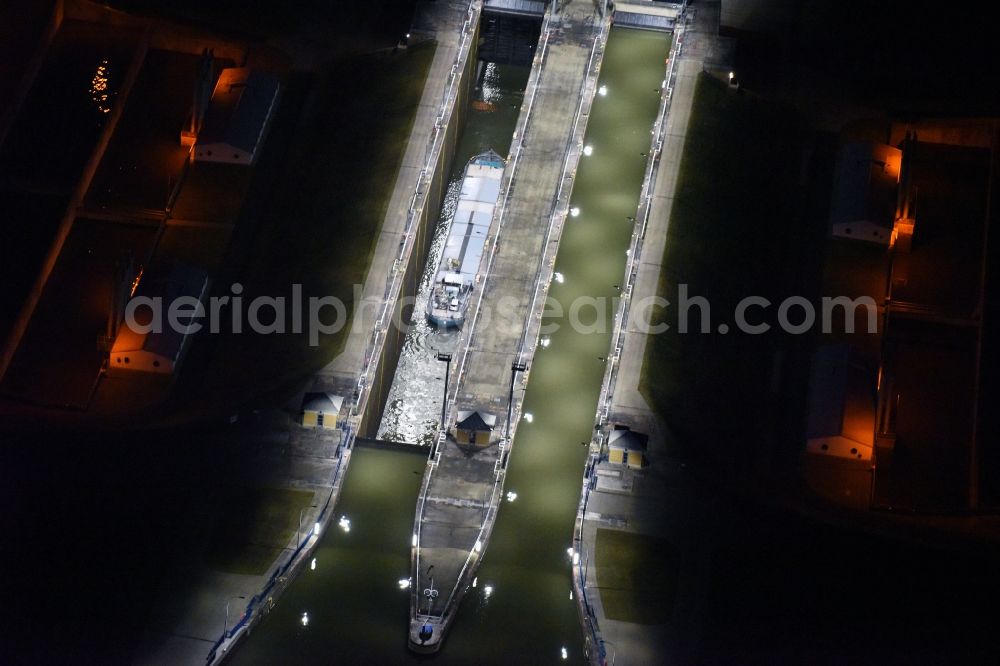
[{"x1": 408, "y1": 618, "x2": 445, "y2": 653}]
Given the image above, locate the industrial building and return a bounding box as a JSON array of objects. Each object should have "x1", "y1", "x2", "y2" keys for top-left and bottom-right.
[
  {"x1": 194, "y1": 67, "x2": 280, "y2": 165},
  {"x1": 109, "y1": 262, "x2": 208, "y2": 375},
  {"x1": 828, "y1": 141, "x2": 902, "y2": 245},
  {"x1": 805, "y1": 344, "x2": 875, "y2": 462}
]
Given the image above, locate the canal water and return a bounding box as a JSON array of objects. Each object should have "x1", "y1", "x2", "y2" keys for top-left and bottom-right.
[
  {"x1": 229, "y1": 446, "x2": 428, "y2": 664},
  {"x1": 231, "y1": 27, "x2": 671, "y2": 663},
  {"x1": 435, "y1": 27, "x2": 673, "y2": 664},
  {"x1": 378, "y1": 61, "x2": 530, "y2": 445}
]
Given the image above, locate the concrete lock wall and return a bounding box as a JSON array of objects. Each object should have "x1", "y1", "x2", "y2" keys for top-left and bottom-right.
[{"x1": 357, "y1": 18, "x2": 481, "y2": 439}]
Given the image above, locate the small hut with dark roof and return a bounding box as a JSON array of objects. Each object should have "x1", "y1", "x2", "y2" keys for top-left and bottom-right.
[
  {"x1": 454, "y1": 410, "x2": 496, "y2": 447},
  {"x1": 301, "y1": 392, "x2": 344, "y2": 430},
  {"x1": 608, "y1": 428, "x2": 648, "y2": 468}
]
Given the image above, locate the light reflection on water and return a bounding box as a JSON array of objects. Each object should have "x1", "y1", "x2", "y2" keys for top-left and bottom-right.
[
  {"x1": 378, "y1": 63, "x2": 527, "y2": 445},
  {"x1": 481, "y1": 61, "x2": 501, "y2": 104},
  {"x1": 377, "y1": 178, "x2": 462, "y2": 446},
  {"x1": 89, "y1": 58, "x2": 114, "y2": 116}
]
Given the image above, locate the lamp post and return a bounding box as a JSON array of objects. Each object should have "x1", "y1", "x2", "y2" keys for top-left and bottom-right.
[
  {"x1": 578, "y1": 541, "x2": 590, "y2": 587},
  {"x1": 507, "y1": 361, "x2": 527, "y2": 443},
  {"x1": 224, "y1": 595, "x2": 246, "y2": 638},
  {"x1": 423, "y1": 565, "x2": 437, "y2": 614},
  {"x1": 436, "y1": 352, "x2": 452, "y2": 430},
  {"x1": 600, "y1": 639, "x2": 617, "y2": 666},
  {"x1": 297, "y1": 504, "x2": 318, "y2": 546}
]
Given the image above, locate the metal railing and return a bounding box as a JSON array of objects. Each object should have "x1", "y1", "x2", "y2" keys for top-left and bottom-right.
[
  {"x1": 399, "y1": 0, "x2": 490, "y2": 624},
  {"x1": 592, "y1": 34, "x2": 681, "y2": 432},
  {"x1": 411, "y1": 4, "x2": 613, "y2": 631},
  {"x1": 511, "y1": 12, "x2": 612, "y2": 394},
  {"x1": 353, "y1": 0, "x2": 482, "y2": 432},
  {"x1": 207, "y1": 422, "x2": 355, "y2": 664},
  {"x1": 571, "y1": 18, "x2": 686, "y2": 665},
  {"x1": 209, "y1": 2, "x2": 483, "y2": 662},
  {"x1": 410, "y1": 3, "x2": 558, "y2": 624}
]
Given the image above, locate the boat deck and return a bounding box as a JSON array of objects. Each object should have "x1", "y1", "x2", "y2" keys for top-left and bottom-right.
[{"x1": 427, "y1": 152, "x2": 504, "y2": 327}]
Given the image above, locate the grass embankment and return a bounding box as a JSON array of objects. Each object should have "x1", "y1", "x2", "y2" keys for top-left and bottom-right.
[
  {"x1": 595, "y1": 528, "x2": 678, "y2": 624},
  {"x1": 639, "y1": 74, "x2": 805, "y2": 466},
  {"x1": 198, "y1": 42, "x2": 435, "y2": 399},
  {"x1": 206, "y1": 487, "x2": 317, "y2": 575}
]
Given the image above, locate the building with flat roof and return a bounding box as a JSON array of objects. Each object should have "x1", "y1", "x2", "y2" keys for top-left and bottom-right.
[
  {"x1": 829, "y1": 141, "x2": 901, "y2": 245},
  {"x1": 805, "y1": 344, "x2": 875, "y2": 462},
  {"x1": 109, "y1": 263, "x2": 208, "y2": 375},
  {"x1": 194, "y1": 67, "x2": 279, "y2": 165}
]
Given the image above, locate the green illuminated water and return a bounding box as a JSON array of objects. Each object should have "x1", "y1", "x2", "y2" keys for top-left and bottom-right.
[
  {"x1": 231, "y1": 27, "x2": 671, "y2": 664},
  {"x1": 229, "y1": 447, "x2": 425, "y2": 663},
  {"x1": 441, "y1": 27, "x2": 672, "y2": 664}
]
